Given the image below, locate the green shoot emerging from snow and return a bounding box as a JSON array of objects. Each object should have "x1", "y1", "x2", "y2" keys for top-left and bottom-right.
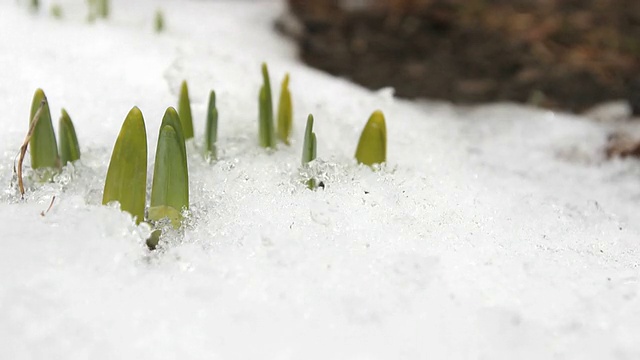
[
  {"x1": 29, "y1": 89, "x2": 60, "y2": 172},
  {"x1": 50, "y1": 4, "x2": 63, "y2": 18},
  {"x1": 205, "y1": 90, "x2": 218, "y2": 161},
  {"x1": 302, "y1": 114, "x2": 317, "y2": 165},
  {"x1": 149, "y1": 107, "x2": 189, "y2": 229},
  {"x1": 58, "y1": 109, "x2": 81, "y2": 165},
  {"x1": 178, "y1": 80, "x2": 194, "y2": 140},
  {"x1": 302, "y1": 114, "x2": 317, "y2": 189},
  {"x1": 277, "y1": 73, "x2": 292, "y2": 145},
  {"x1": 87, "y1": 0, "x2": 109, "y2": 20},
  {"x1": 355, "y1": 110, "x2": 387, "y2": 167},
  {"x1": 99, "y1": 0, "x2": 109, "y2": 18},
  {"x1": 154, "y1": 9, "x2": 165, "y2": 33},
  {"x1": 258, "y1": 62, "x2": 275, "y2": 148},
  {"x1": 102, "y1": 107, "x2": 147, "y2": 224}
]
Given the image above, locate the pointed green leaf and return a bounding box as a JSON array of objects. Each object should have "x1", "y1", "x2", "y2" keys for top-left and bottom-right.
[
  {"x1": 29, "y1": 89, "x2": 60, "y2": 171},
  {"x1": 58, "y1": 109, "x2": 81, "y2": 165},
  {"x1": 277, "y1": 73, "x2": 292, "y2": 145},
  {"x1": 258, "y1": 63, "x2": 275, "y2": 148},
  {"x1": 302, "y1": 114, "x2": 316, "y2": 165},
  {"x1": 178, "y1": 80, "x2": 194, "y2": 140},
  {"x1": 355, "y1": 110, "x2": 387, "y2": 167},
  {"x1": 150, "y1": 107, "x2": 189, "y2": 225},
  {"x1": 205, "y1": 90, "x2": 218, "y2": 160},
  {"x1": 261, "y1": 63, "x2": 273, "y2": 109},
  {"x1": 258, "y1": 86, "x2": 273, "y2": 148},
  {"x1": 102, "y1": 107, "x2": 147, "y2": 224}
]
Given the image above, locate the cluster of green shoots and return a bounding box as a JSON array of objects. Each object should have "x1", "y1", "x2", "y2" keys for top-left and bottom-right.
[
  {"x1": 27, "y1": 0, "x2": 109, "y2": 19},
  {"x1": 258, "y1": 62, "x2": 386, "y2": 167},
  {"x1": 102, "y1": 106, "x2": 188, "y2": 249},
  {"x1": 29, "y1": 0, "x2": 158, "y2": 27},
  {"x1": 17, "y1": 89, "x2": 80, "y2": 195},
  {"x1": 24, "y1": 63, "x2": 386, "y2": 249},
  {"x1": 87, "y1": 0, "x2": 109, "y2": 20}
]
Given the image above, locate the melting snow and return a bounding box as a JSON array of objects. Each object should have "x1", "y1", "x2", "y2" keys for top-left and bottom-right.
[{"x1": 0, "y1": 0, "x2": 638, "y2": 359}]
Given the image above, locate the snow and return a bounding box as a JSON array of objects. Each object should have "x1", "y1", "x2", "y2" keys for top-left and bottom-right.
[{"x1": 1, "y1": 0, "x2": 639, "y2": 359}]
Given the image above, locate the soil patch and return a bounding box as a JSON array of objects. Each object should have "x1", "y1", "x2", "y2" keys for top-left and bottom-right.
[{"x1": 282, "y1": 0, "x2": 640, "y2": 113}]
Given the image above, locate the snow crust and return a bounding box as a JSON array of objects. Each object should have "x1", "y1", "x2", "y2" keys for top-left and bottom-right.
[{"x1": 0, "y1": 1, "x2": 638, "y2": 359}]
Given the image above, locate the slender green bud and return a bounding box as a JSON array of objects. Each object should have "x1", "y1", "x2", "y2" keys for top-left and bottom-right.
[
  {"x1": 277, "y1": 73, "x2": 292, "y2": 145},
  {"x1": 154, "y1": 9, "x2": 165, "y2": 33},
  {"x1": 50, "y1": 4, "x2": 63, "y2": 18},
  {"x1": 178, "y1": 80, "x2": 194, "y2": 139},
  {"x1": 58, "y1": 109, "x2": 81, "y2": 165},
  {"x1": 302, "y1": 114, "x2": 316, "y2": 165},
  {"x1": 355, "y1": 110, "x2": 387, "y2": 167},
  {"x1": 205, "y1": 90, "x2": 218, "y2": 160},
  {"x1": 98, "y1": 0, "x2": 108, "y2": 18},
  {"x1": 102, "y1": 107, "x2": 147, "y2": 224},
  {"x1": 29, "y1": 89, "x2": 60, "y2": 171},
  {"x1": 149, "y1": 107, "x2": 189, "y2": 228},
  {"x1": 302, "y1": 114, "x2": 317, "y2": 189},
  {"x1": 258, "y1": 63, "x2": 275, "y2": 148}
]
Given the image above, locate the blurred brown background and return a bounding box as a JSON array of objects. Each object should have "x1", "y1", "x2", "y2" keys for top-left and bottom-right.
[{"x1": 283, "y1": 0, "x2": 640, "y2": 113}]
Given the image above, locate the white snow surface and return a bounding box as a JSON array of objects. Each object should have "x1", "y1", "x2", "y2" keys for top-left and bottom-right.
[{"x1": 1, "y1": 1, "x2": 639, "y2": 359}]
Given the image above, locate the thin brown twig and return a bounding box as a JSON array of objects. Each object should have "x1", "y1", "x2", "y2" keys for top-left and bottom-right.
[
  {"x1": 15, "y1": 99, "x2": 46, "y2": 199},
  {"x1": 40, "y1": 196, "x2": 56, "y2": 217}
]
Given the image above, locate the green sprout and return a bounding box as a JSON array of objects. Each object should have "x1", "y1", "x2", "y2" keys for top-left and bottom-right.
[
  {"x1": 29, "y1": 89, "x2": 60, "y2": 171},
  {"x1": 204, "y1": 90, "x2": 218, "y2": 161},
  {"x1": 302, "y1": 114, "x2": 317, "y2": 189},
  {"x1": 87, "y1": 0, "x2": 108, "y2": 20},
  {"x1": 102, "y1": 107, "x2": 148, "y2": 224},
  {"x1": 355, "y1": 110, "x2": 387, "y2": 167},
  {"x1": 98, "y1": 0, "x2": 108, "y2": 18},
  {"x1": 154, "y1": 9, "x2": 165, "y2": 33},
  {"x1": 178, "y1": 80, "x2": 194, "y2": 140},
  {"x1": 58, "y1": 109, "x2": 81, "y2": 165},
  {"x1": 277, "y1": 73, "x2": 292, "y2": 145},
  {"x1": 302, "y1": 114, "x2": 317, "y2": 164},
  {"x1": 149, "y1": 107, "x2": 189, "y2": 229},
  {"x1": 258, "y1": 62, "x2": 275, "y2": 148},
  {"x1": 50, "y1": 4, "x2": 62, "y2": 18}
]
